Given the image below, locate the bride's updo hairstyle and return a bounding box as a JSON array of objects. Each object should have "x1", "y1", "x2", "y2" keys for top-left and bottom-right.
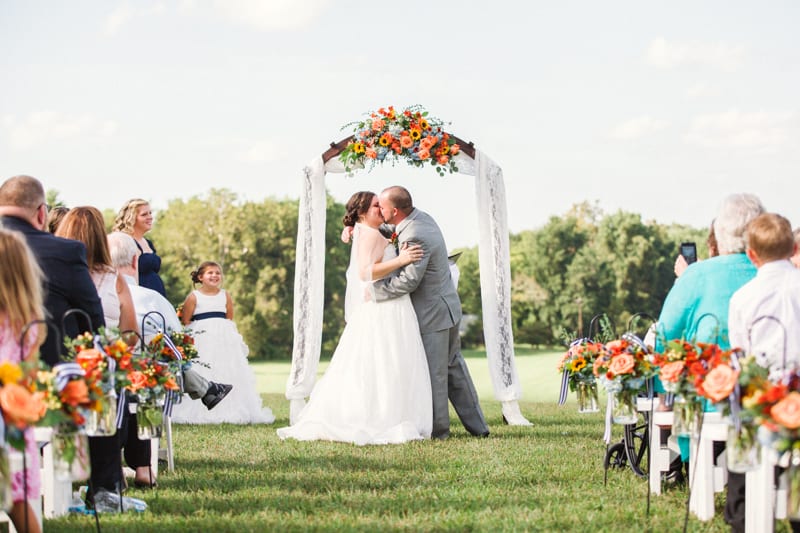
[
  {"x1": 342, "y1": 191, "x2": 375, "y2": 227},
  {"x1": 191, "y1": 261, "x2": 222, "y2": 285}
]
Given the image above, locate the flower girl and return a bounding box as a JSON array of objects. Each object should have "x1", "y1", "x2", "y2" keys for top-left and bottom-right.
[{"x1": 170, "y1": 261, "x2": 275, "y2": 424}]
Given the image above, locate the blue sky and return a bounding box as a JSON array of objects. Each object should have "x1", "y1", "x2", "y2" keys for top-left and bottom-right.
[{"x1": 2, "y1": 1, "x2": 798, "y2": 248}]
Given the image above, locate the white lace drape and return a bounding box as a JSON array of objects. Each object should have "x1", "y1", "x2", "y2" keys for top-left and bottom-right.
[{"x1": 286, "y1": 149, "x2": 522, "y2": 403}]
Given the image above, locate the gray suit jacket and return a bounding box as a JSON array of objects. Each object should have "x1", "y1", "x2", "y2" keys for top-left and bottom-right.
[{"x1": 372, "y1": 209, "x2": 461, "y2": 334}]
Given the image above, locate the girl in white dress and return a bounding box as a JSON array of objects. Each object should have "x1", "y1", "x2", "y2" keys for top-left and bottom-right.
[
  {"x1": 277, "y1": 191, "x2": 432, "y2": 445},
  {"x1": 170, "y1": 261, "x2": 275, "y2": 424}
]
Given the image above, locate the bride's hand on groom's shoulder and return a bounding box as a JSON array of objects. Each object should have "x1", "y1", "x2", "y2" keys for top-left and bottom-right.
[
  {"x1": 399, "y1": 243, "x2": 423, "y2": 265},
  {"x1": 341, "y1": 226, "x2": 354, "y2": 244}
]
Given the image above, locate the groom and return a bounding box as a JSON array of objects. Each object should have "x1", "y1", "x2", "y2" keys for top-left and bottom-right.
[{"x1": 372, "y1": 185, "x2": 489, "y2": 440}]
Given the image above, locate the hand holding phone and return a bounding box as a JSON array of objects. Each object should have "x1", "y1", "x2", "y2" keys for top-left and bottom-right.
[{"x1": 680, "y1": 242, "x2": 697, "y2": 264}]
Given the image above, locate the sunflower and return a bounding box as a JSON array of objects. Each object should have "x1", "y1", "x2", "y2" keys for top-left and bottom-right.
[
  {"x1": 409, "y1": 128, "x2": 422, "y2": 141},
  {"x1": 352, "y1": 141, "x2": 366, "y2": 154},
  {"x1": 419, "y1": 118, "x2": 430, "y2": 130}
]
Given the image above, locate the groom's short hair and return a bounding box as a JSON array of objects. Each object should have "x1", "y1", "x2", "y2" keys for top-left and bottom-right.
[{"x1": 383, "y1": 186, "x2": 413, "y2": 214}]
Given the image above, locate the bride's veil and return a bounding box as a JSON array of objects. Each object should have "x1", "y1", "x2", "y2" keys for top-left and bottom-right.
[{"x1": 344, "y1": 224, "x2": 365, "y2": 323}]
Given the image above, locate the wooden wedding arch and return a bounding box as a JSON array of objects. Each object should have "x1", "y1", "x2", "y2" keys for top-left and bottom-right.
[{"x1": 286, "y1": 129, "x2": 531, "y2": 426}]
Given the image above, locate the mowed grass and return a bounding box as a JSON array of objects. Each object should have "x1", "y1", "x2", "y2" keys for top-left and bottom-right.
[{"x1": 43, "y1": 349, "x2": 784, "y2": 532}]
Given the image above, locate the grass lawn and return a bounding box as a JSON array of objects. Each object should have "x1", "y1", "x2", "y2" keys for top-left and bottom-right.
[{"x1": 42, "y1": 349, "x2": 786, "y2": 532}]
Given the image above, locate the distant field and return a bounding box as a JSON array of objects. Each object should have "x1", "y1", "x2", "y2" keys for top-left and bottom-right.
[{"x1": 250, "y1": 346, "x2": 567, "y2": 409}]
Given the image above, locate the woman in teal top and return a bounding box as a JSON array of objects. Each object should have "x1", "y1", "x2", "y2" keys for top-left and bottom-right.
[{"x1": 652, "y1": 193, "x2": 763, "y2": 532}]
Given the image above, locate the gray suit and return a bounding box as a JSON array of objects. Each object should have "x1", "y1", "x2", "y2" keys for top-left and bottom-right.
[{"x1": 372, "y1": 209, "x2": 488, "y2": 439}]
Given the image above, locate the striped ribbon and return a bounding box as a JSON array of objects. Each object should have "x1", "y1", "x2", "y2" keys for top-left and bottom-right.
[
  {"x1": 52, "y1": 362, "x2": 86, "y2": 392},
  {"x1": 558, "y1": 338, "x2": 588, "y2": 406},
  {"x1": 729, "y1": 349, "x2": 743, "y2": 432}
]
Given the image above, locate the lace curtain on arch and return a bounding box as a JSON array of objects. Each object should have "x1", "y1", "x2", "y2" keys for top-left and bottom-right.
[{"x1": 286, "y1": 150, "x2": 522, "y2": 403}]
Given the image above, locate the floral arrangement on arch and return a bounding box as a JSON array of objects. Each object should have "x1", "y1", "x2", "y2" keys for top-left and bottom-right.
[
  {"x1": 593, "y1": 337, "x2": 657, "y2": 395},
  {"x1": 339, "y1": 105, "x2": 461, "y2": 176}
]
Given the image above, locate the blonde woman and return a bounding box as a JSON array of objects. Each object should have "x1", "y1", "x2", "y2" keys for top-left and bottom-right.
[
  {"x1": 0, "y1": 228, "x2": 45, "y2": 533},
  {"x1": 113, "y1": 199, "x2": 165, "y2": 296}
]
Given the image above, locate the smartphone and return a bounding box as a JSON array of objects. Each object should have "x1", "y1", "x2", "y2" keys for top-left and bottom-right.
[{"x1": 680, "y1": 242, "x2": 698, "y2": 264}]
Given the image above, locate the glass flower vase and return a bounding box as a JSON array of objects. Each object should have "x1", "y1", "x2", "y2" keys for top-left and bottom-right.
[
  {"x1": 52, "y1": 426, "x2": 91, "y2": 482},
  {"x1": 673, "y1": 397, "x2": 702, "y2": 438},
  {"x1": 83, "y1": 391, "x2": 118, "y2": 437},
  {"x1": 0, "y1": 446, "x2": 11, "y2": 512},
  {"x1": 787, "y1": 450, "x2": 800, "y2": 520},
  {"x1": 726, "y1": 423, "x2": 760, "y2": 473},
  {"x1": 612, "y1": 390, "x2": 638, "y2": 425},
  {"x1": 576, "y1": 382, "x2": 599, "y2": 413},
  {"x1": 136, "y1": 401, "x2": 164, "y2": 440}
]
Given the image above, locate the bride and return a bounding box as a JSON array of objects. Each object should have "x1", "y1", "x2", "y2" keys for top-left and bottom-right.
[{"x1": 277, "y1": 191, "x2": 432, "y2": 445}]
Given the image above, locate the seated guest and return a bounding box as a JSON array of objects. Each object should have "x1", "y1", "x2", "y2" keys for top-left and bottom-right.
[
  {"x1": 727, "y1": 213, "x2": 800, "y2": 533},
  {"x1": 0, "y1": 228, "x2": 46, "y2": 533},
  {"x1": 55, "y1": 206, "x2": 154, "y2": 494},
  {"x1": 107, "y1": 231, "x2": 233, "y2": 409},
  {"x1": 791, "y1": 228, "x2": 800, "y2": 269},
  {"x1": 0, "y1": 176, "x2": 105, "y2": 366},
  {"x1": 654, "y1": 193, "x2": 764, "y2": 507},
  {"x1": 46, "y1": 205, "x2": 70, "y2": 233},
  {"x1": 729, "y1": 213, "x2": 800, "y2": 373}
]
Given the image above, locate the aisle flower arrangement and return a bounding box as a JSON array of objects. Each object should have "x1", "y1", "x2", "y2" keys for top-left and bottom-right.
[
  {"x1": 148, "y1": 328, "x2": 200, "y2": 363},
  {"x1": 339, "y1": 105, "x2": 461, "y2": 176},
  {"x1": 557, "y1": 340, "x2": 604, "y2": 412},
  {"x1": 593, "y1": 337, "x2": 657, "y2": 423},
  {"x1": 0, "y1": 361, "x2": 47, "y2": 449}
]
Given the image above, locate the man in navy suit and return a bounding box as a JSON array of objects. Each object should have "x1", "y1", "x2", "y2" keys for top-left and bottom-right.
[
  {"x1": 0, "y1": 175, "x2": 125, "y2": 504},
  {"x1": 0, "y1": 175, "x2": 105, "y2": 366}
]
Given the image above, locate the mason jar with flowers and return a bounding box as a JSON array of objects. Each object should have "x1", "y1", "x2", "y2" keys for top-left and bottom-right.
[
  {"x1": 557, "y1": 340, "x2": 603, "y2": 413},
  {"x1": 127, "y1": 358, "x2": 179, "y2": 440},
  {"x1": 593, "y1": 338, "x2": 656, "y2": 424}
]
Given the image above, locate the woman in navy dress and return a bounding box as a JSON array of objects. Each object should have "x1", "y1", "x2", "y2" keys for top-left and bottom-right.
[{"x1": 113, "y1": 199, "x2": 166, "y2": 296}]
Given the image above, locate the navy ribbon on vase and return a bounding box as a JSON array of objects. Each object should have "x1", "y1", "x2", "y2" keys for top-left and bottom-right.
[{"x1": 558, "y1": 337, "x2": 588, "y2": 406}]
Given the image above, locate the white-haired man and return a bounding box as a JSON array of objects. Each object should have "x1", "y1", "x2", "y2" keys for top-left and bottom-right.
[{"x1": 107, "y1": 231, "x2": 232, "y2": 409}]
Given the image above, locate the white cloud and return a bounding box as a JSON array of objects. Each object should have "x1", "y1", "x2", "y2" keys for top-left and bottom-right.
[
  {"x1": 684, "y1": 109, "x2": 796, "y2": 152},
  {"x1": 2, "y1": 112, "x2": 117, "y2": 151},
  {"x1": 104, "y1": 2, "x2": 166, "y2": 35},
  {"x1": 685, "y1": 82, "x2": 717, "y2": 100},
  {"x1": 211, "y1": 0, "x2": 330, "y2": 31},
  {"x1": 235, "y1": 139, "x2": 280, "y2": 162},
  {"x1": 646, "y1": 37, "x2": 746, "y2": 71},
  {"x1": 609, "y1": 115, "x2": 668, "y2": 140}
]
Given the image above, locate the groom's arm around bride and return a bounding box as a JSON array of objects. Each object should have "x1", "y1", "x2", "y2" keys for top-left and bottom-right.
[{"x1": 371, "y1": 186, "x2": 489, "y2": 440}]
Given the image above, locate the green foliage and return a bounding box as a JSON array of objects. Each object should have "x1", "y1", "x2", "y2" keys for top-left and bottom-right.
[{"x1": 150, "y1": 189, "x2": 349, "y2": 360}]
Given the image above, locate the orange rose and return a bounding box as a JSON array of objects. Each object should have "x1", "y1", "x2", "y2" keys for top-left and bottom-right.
[
  {"x1": 400, "y1": 136, "x2": 413, "y2": 149},
  {"x1": 61, "y1": 379, "x2": 90, "y2": 406},
  {"x1": 605, "y1": 340, "x2": 627, "y2": 354},
  {"x1": 701, "y1": 365, "x2": 739, "y2": 403},
  {"x1": 437, "y1": 155, "x2": 449, "y2": 165},
  {"x1": 770, "y1": 392, "x2": 800, "y2": 429},
  {"x1": 371, "y1": 119, "x2": 385, "y2": 131},
  {"x1": 0, "y1": 382, "x2": 46, "y2": 429},
  {"x1": 450, "y1": 144, "x2": 460, "y2": 155},
  {"x1": 164, "y1": 377, "x2": 180, "y2": 391},
  {"x1": 417, "y1": 148, "x2": 430, "y2": 160},
  {"x1": 127, "y1": 370, "x2": 148, "y2": 391},
  {"x1": 659, "y1": 361, "x2": 685, "y2": 383},
  {"x1": 76, "y1": 348, "x2": 104, "y2": 372},
  {"x1": 607, "y1": 353, "x2": 635, "y2": 375}
]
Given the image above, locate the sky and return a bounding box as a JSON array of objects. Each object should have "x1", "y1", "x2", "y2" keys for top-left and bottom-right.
[{"x1": 2, "y1": 1, "x2": 799, "y2": 249}]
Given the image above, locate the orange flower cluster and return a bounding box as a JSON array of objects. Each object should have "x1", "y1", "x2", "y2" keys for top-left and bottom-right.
[
  {"x1": 592, "y1": 337, "x2": 657, "y2": 393},
  {"x1": 340, "y1": 105, "x2": 461, "y2": 176},
  {"x1": 652, "y1": 340, "x2": 731, "y2": 402},
  {"x1": 557, "y1": 340, "x2": 604, "y2": 391}
]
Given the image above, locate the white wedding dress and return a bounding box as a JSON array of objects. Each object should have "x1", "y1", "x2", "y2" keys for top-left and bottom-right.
[
  {"x1": 171, "y1": 290, "x2": 275, "y2": 424},
  {"x1": 277, "y1": 223, "x2": 432, "y2": 445}
]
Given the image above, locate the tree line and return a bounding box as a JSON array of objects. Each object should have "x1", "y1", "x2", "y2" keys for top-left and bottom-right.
[{"x1": 89, "y1": 190, "x2": 707, "y2": 359}]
